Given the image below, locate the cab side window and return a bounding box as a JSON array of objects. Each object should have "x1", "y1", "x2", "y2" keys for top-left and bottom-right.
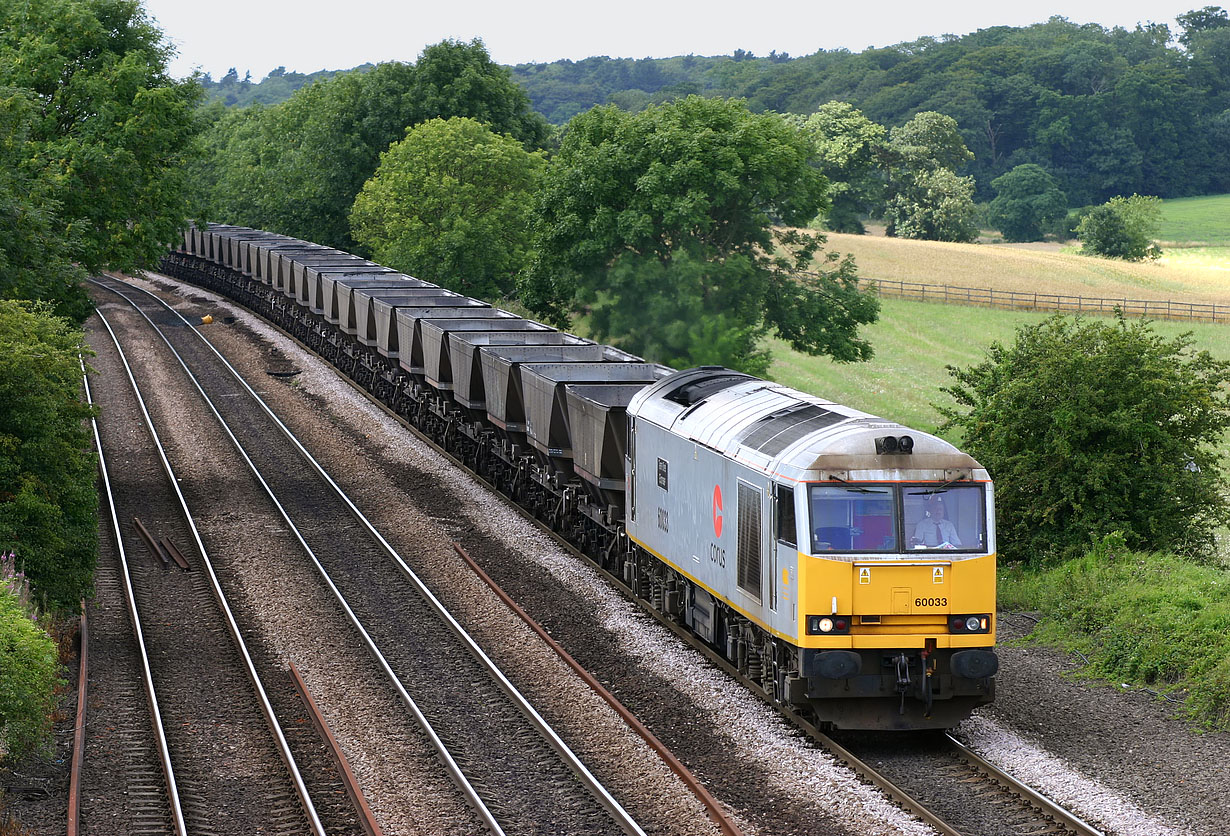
[{"x1": 775, "y1": 484, "x2": 796, "y2": 547}]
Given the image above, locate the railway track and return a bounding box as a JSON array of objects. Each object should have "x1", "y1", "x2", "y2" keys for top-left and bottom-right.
[
  {"x1": 89, "y1": 274, "x2": 680, "y2": 836},
  {"x1": 85, "y1": 308, "x2": 327, "y2": 835},
  {"x1": 113, "y1": 265, "x2": 1110, "y2": 836}
]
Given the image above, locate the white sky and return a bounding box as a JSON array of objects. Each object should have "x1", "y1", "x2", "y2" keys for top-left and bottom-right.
[{"x1": 144, "y1": 0, "x2": 1202, "y2": 81}]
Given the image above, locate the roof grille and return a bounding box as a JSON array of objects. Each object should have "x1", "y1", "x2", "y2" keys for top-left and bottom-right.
[
  {"x1": 663, "y1": 371, "x2": 752, "y2": 407},
  {"x1": 738, "y1": 403, "x2": 845, "y2": 457}
]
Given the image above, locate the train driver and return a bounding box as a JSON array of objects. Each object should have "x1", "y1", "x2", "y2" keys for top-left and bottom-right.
[{"x1": 911, "y1": 497, "x2": 960, "y2": 548}]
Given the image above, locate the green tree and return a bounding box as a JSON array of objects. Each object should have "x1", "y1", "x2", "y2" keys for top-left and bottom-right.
[
  {"x1": 884, "y1": 167, "x2": 979, "y2": 242},
  {"x1": 350, "y1": 118, "x2": 546, "y2": 300},
  {"x1": 884, "y1": 112, "x2": 978, "y2": 242},
  {"x1": 0, "y1": 578, "x2": 62, "y2": 762},
  {"x1": 988, "y1": 163, "x2": 1068, "y2": 242},
  {"x1": 0, "y1": 302, "x2": 98, "y2": 613},
  {"x1": 889, "y1": 110, "x2": 975, "y2": 172},
  {"x1": 1177, "y1": 5, "x2": 1230, "y2": 47},
  {"x1": 942, "y1": 315, "x2": 1230, "y2": 564},
  {"x1": 0, "y1": 89, "x2": 90, "y2": 321},
  {"x1": 408, "y1": 39, "x2": 549, "y2": 148},
  {"x1": 195, "y1": 39, "x2": 548, "y2": 251},
  {"x1": 522, "y1": 96, "x2": 879, "y2": 374},
  {"x1": 0, "y1": 0, "x2": 203, "y2": 280},
  {"x1": 1076, "y1": 193, "x2": 1163, "y2": 260},
  {"x1": 798, "y1": 102, "x2": 888, "y2": 233}
]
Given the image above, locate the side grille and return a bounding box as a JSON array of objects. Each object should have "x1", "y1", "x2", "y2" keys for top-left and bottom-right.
[{"x1": 737, "y1": 481, "x2": 762, "y2": 599}]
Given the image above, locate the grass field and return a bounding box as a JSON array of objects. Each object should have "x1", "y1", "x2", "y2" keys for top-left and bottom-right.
[
  {"x1": 1157, "y1": 193, "x2": 1230, "y2": 247},
  {"x1": 768, "y1": 296, "x2": 1230, "y2": 443}
]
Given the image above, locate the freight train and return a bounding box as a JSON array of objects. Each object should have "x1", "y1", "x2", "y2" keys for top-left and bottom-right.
[{"x1": 160, "y1": 224, "x2": 998, "y2": 730}]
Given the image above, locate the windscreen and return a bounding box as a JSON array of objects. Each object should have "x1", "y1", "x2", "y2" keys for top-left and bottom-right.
[
  {"x1": 810, "y1": 485, "x2": 898, "y2": 553},
  {"x1": 809, "y1": 483, "x2": 987, "y2": 555}
]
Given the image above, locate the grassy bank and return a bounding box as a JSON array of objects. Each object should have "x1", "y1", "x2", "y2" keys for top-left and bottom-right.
[{"x1": 999, "y1": 538, "x2": 1230, "y2": 729}]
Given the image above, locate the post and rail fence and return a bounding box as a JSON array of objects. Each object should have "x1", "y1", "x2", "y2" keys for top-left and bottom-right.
[{"x1": 841, "y1": 276, "x2": 1229, "y2": 324}]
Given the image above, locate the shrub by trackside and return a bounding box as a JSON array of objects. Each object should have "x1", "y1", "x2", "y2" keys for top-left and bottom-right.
[
  {"x1": 999, "y1": 535, "x2": 1230, "y2": 729},
  {"x1": 0, "y1": 552, "x2": 62, "y2": 762}
]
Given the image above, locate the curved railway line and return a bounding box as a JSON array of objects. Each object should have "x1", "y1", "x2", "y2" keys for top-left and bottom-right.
[
  {"x1": 138, "y1": 258, "x2": 1113, "y2": 836},
  {"x1": 89, "y1": 273, "x2": 722, "y2": 836}
]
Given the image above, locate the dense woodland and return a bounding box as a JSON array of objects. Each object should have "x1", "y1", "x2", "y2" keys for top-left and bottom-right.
[
  {"x1": 205, "y1": 12, "x2": 1230, "y2": 206},
  {"x1": 514, "y1": 13, "x2": 1230, "y2": 205}
]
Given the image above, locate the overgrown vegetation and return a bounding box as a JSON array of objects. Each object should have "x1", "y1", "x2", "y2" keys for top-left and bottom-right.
[
  {"x1": 988, "y1": 164, "x2": 1068, "y2": 243},
  {"x1": 0, "y1": 0, "x2": 203, "y2": 321},
  {"x1": 190, "y1": 39, "x2": 548, "y2": 253},
  {"x1": 521, "y1": 96, "x2": 879, "y2": 374},
  {"x1": 1000, "y1": 535, "x2": 1230, "y2": 728},
  {"x1": 0, "y1": 551, "x2": 62, "y2": 763},
  {"x1": 350, "y1": 117, "x2": 546, "y2": 300},
  {"x1": 507, "y1": 14, "x2": 1230, "y2": 206}
]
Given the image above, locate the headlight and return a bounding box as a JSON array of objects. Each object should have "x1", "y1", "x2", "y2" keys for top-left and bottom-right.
[
  {"x1": 949, "y1": 614, "x2": 992, "y2": 634},
  {"x1": 807, "y1": 615, "x2": 851, "y2": 635}
]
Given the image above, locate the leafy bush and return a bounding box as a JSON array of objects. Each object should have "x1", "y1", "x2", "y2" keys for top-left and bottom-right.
[
  {"x1": 0, "y1": 552, "x2": 62, "y2": 762},
  {"x1": 942, "y1": 315, "x2": 1230, "y2": 564},
  {"x1": 1000, "y1": 538, "x2": 1230, "y2": 728},
  {"x1": 1077, "y1": 194, "x2": 1163, "y2": 260},
  {"x1": 884, "y1": 167, "x2": 979, "y2": 242}
]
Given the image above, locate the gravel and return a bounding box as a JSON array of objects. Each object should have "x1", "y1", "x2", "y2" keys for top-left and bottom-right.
[
  {"x1": 86, "y1": 286, "x2": 487, "y2": 836},
  {"x1": 957, "y1": 612, "x2": 1230, "y2": 836}
]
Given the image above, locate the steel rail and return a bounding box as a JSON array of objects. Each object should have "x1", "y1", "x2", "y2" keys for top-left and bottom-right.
[
  {"x1": 288, "y1": 663, "x2": 384, "y2": 836},
  {"x1": 80, "y1": 354, "x2": 188, "y2": 836},
  {"x1": 65, "y1": 599, "x2": 87, "y2": 836},
  {"x1": 451, "y1": 542, "x2": 746, "y2": 836},
  {"x1": 945, "y1": 734, "x2": 1106, "y2": 836},
  {"x1": 93, "y1": 307, "x2": 327, "y2": 836},
  {"x1": 100, "y1": 272, "x2": 650, "y2": 836}
]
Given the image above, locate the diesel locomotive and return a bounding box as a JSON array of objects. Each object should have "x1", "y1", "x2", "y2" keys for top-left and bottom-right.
[{"x1": 161, "y1": 223, "x2": 998, "y2": 730}]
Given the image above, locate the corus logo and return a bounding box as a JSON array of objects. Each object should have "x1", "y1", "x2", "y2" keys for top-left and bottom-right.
[{"x1": 713, "y1": 484, "x2": 724, "y2": 538}]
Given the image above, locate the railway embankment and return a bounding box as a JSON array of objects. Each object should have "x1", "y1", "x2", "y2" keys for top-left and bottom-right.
[{"x1": 999, "y1": 537, "x2": 1230, "y2": 730}]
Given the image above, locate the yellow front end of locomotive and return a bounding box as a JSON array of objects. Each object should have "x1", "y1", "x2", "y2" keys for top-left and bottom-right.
[{"x1": 795, "y1": 552, "x2": 997, "y2": 649}]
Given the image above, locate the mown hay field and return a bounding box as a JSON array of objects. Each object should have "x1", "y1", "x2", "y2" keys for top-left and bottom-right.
[{"x1": 819, "y1": 230, "x2": 1230, "y2": 304}]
